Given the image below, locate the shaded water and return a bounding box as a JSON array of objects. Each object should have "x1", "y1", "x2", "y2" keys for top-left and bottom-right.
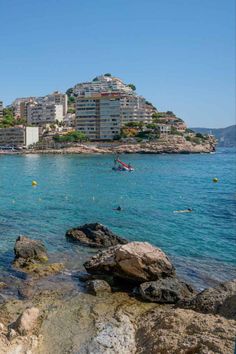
[{"x1": 0, "y1": 148, "x2": 235, "y2": 290}]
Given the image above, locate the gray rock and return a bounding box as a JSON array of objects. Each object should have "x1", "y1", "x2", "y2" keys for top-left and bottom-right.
[
  {"x1": 139, "y1": 277, "x2": 195, "y2": 303},
  {"x1": 14, "y1": 236, "x2": 48, "y2": 262},
  {"x1": 84, "y1": 242, "x2": 175, "y2": 284},
  {"x1": 66, "y1": 223, "x2": 128, "y2": 248},
  {"x1": 180, "y1": 279, "x2": 236, "y2": 319},
  {"x1": 86, "y1": 279, "x2": 111, "y2": 296}
]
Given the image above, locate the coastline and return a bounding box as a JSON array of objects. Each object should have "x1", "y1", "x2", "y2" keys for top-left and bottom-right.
[{"x1": 0, "y1": 136, "x2": 216, "y2": 155}]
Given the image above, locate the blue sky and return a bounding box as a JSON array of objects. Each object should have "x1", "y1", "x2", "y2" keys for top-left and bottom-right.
[{"x1": 0, "y1": 0, "x2": 235, "y2": 128}]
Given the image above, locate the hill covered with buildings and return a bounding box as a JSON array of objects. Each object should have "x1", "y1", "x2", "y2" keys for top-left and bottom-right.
[{"x1": 0, "y1": 74, "x2": 216, "y2": 153}]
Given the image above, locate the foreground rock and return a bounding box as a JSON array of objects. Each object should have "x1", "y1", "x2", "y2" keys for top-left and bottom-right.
[
  {"x1": 136, "y1": 306, "x2": 236, "y2": 354},
  {"x1": 84, "y1": 241, "x2": 175, "y2": 283},
  {"x1": 10, "y1": 307, "x2": 40, "y2": 335},
  {"x1": 13, "y1": 236, "x2": 64, "y2": 277},
  {"x1": 181, "y1": 279, "x2": 236, "y2": 319},
  {"x1": 14, "y1": 236, "x2": 48, "y2": 263},
  {"x1": 139, "y1": 277, "x2": 195, "y2": 303},
  {"x1": 66, "y1": 223, "x2": 128, "y2": 248}
]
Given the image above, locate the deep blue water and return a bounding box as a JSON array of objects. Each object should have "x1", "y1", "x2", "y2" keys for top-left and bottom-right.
[{"x1": 0, "y1": 148, "x2": 235, "y2": 289}]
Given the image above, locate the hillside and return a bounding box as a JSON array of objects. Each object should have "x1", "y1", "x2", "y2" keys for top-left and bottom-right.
[{"x1": 191, "y1": 125, "x2": 236, "y2": 147}]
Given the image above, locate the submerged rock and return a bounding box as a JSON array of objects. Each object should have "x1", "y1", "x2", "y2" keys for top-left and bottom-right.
[
  {"x1": 84, "y1": 241, "x2": 175, "y2": 283},
  {"x1": 139, "y1": 277, "x2": 195, "y2": 303},
  {"x1": 66, "y1": 223, "x2": 128, "y2": 248},
  {"x1": 14, "y1": 236, "x2": 48, "y2": 263},
  {"x1": 86, "y1": 279, "x2": 111, "y2": 296},
  {"x1": 180, "y1": 279, "x2": 236, "y2": 319}
]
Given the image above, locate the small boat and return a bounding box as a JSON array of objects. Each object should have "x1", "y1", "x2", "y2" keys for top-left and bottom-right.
[{"x1": 112, "y1": 156, "x2": 134, "y2": 172}]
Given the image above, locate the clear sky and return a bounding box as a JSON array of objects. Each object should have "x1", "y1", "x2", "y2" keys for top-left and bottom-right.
[{"x1": 0, "y1": 0, "x2": 235, "y2": 128}]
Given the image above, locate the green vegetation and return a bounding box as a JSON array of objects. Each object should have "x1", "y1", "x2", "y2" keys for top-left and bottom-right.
[
  {"x1": 104, "y1": 73, "x2": 112, "y2": 77},
  {"x1": 66, "y1": 88, "x2": 73, "y2": 97},
  {"x1": 0, "y1": 108, "x2": 27, "y2": 128},
  {"x1": 68, "y1": 96, "x2": 75, "y2": 104},
  {"x1": 127, "y1": 84, "x2": 136, "y2": 91},
  {"x1": 67, "y1": 107, "x2": 75, "y2": 114},
  {"x1": 53, "y1": 131, "x2": 87, "y2": 143}
]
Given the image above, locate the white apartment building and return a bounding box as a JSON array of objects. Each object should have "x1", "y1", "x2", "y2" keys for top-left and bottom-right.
[
  {"x1": 27, "y1": 103, "x2": 64, "y2": 125},
  {"x1": 76, "y1": 93, "x2": 120, "y2": 140},
  {"x1": 0, "y1": 127, "x2": 39, "y2": 147},
  {"x1": 0, "y1": 101, "x2": 3, "y2": 120}
]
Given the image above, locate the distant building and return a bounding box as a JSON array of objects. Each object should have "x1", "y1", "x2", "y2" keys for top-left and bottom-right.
[
  {"x1": 12, "y1": 97, "x2": 35, "y2": 119},
  {"x1": 0, "y1": 101, "x2": 3, "y2": 120},
  {"x1": 76, "y1": 93, "x2": 121, "y2": 140},
  {"x1": 44, "y1": 91, "x2": 68, "y2": 116},
  {"x1": 157, "y1": 124, "x2": 171, "y2": 134},
  {"x1": 75, "y1": 75, "x2": 157, "y2": 140},
  {"x1": 0, "y1": 127, "x2": 39, "y2": 147},
  {"x1": 27, "y1": 103, "x2": 64, "y2": 125}
]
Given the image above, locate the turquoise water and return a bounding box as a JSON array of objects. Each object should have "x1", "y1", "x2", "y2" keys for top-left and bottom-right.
[{"x1": 0, "y1": 148, "x2": 235, "y2": 289}]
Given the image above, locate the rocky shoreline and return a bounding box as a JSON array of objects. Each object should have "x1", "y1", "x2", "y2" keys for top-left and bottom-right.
[
  {"x1": 0, "y1": 223, "x2": 235, "y2": 353},
  {"x1": 0, "y1": 135, "x2": 216, "y2": 155}
]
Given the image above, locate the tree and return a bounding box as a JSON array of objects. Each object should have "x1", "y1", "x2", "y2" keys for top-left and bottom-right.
[
  {"x1": 66, "y1": 88, "x2": 73, "y2": 97},
  {"x1": 104, "y1": 73, "x2": 112, "y2": 77},
  {"x1": 127, "y1": 84, "x2": 136, "y2": 91},
  {"x1": 68, "y1": 96, "x2": 75, "y2": 104},
  {"x1": 166, "y1": 111, "x2": 175, "y2": 116}
]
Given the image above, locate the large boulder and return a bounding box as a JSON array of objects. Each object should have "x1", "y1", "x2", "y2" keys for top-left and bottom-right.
[
  {"x1": 139, "y1": 278, "x2": 195, "y2": 303},
  {"x1": 14, "y1": 236, "x2": 48, "y2": 262},
  {"x1": 84, "y1": 242, "x2": 175, "y2": 283},
  {"x1": 181, "y1": 279, "x2": 236, "y2": 319},
  {"x1": 66, "y1": 223, "x2": 128, "y2": 248}
]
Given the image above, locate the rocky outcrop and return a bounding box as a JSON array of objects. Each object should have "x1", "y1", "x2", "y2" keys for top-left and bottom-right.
[
  {"x1": 86, "y1": 279, "x2": 111, "y2": 296},
  {"x1": 136, "y1": 307, "x2": 236, "y2": 354},
  {"x1": 14, "y1": 236, "x2": 48, "y2": 263},
  {"x1": 13, "y1": 236, "x2": 64, "y2": 277},
  {"x1": 66, "y1": 223, "x2": 128, "y2": 248},
  {"x1": 84, "y1": 241, "x2": 175, "y2": 283},
  {"x1": 181, "y1": 279, "x2": 236, "y2": 319},
  {"x1": 139, "y1": 277, "x2": 195, "y2": 303}
]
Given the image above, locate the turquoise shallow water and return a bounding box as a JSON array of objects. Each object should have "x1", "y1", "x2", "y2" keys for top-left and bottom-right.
[{"x1": 0, "y1": 148, "x2": 235, "y2": 289}]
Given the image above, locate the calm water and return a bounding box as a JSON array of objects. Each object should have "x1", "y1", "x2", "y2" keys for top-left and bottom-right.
[{"x1": 0, "y1": 148, "x2": 235, "y2": 289}]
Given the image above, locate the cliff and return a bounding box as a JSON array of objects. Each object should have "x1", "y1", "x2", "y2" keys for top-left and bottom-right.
[{"x1": 192, "y1": 125, "x2": 236, "y2": 147}]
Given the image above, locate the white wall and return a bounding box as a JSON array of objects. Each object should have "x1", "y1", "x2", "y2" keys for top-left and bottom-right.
[{"x1": 25, "y1": 127, "x2": 39, "y2": 147}]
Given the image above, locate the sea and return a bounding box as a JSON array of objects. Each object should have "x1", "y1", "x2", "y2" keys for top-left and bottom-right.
[{"x1": 0, "y1": 148, "x2": 235, "y2": 293}]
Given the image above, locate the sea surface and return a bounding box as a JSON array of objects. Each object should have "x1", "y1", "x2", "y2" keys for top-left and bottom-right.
[{"x1": 0, "y1": 148, "x2": 235, "y2": 291}]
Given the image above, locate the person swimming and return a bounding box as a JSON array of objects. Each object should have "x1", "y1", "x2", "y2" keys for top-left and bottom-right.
[
  {"x1": 113, "y1": 206, "x2": 122, "y2": 211},
  {"x1": 174, "y1": 208, "x2": 193, "y2": 213}
]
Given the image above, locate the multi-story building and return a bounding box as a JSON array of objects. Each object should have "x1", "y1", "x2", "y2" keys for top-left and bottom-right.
[
  {"x1": 76, "y1": 93, "x2": 120, "y2": 140},
  {"x1": 44, "y1": 91, "x2": 68, "y2": 116},
  {"x1": 75, "y1": 75, "x2": 157, "y2": 140},
  {"x1": 0, "y1": 101, "x2": 3, "y2": 121},
  {"x1": 27, "y1": 103, "x2": 64, "y2": 125},
  {"x1": 12, "y1": 97, "x2": 35, "y2": 119},
  {"x1": 0, "y1": 126, "x2": 39, "y2": 147}
]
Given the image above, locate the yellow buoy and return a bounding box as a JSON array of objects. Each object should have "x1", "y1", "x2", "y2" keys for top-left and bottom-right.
[
  {"x1": 213, "y1": 177, "x2": 219, "y2": 183},
  {"x1": 32, "y1": 180, "x2": 38, "y2": 186}
]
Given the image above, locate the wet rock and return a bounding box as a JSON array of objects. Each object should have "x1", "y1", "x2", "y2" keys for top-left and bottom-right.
[
  {"x1": 11, "y1": 307, "x2": 40, "y2": 336},
  {"x1": 139, "y1": 278, "x2": 195, "y2": 303},
  {"x1": 86, "y1": 279, "x2": 111, "y2": 296},
  {"x1": 136, "y1": 307, "x2": 236, "y2": 354},
  {"x1": 14, "y1": 236, "x2": 48, "y2": 263},
  {"x1": 181, "y1": 279, "x2": 236, "y2": 319},
  {"x1": 66, "y1": 223, "x2": 128, "y2": 248},
  {"x1": 18, "y1": 281, "x2": 36, "y2": 300},
  {"x1": 84, "y1": 241, "x2": 175, "y2": 284}
]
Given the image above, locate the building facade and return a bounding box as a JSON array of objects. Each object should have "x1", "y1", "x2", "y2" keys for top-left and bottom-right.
[
  {"x1": 44, "y1": 91, "x2": 68, "y2": 116},
  {"x1": 27, "y1": 103, "x2": 64, "y2": 125},
  {"x1": 0, "y1": 127, "x2": 39, "y2": 147},
  {"x1": 76, "y1": 93, "x2": 121, "y2": 140}
]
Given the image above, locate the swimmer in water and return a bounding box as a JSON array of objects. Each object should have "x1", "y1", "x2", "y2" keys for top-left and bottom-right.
[
  {"x1": 174, "y1": 208, "x2": 193, "y2": 213},
  {"x1": 113, "y1": 206, "x2": 122, "y2": 211}
]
